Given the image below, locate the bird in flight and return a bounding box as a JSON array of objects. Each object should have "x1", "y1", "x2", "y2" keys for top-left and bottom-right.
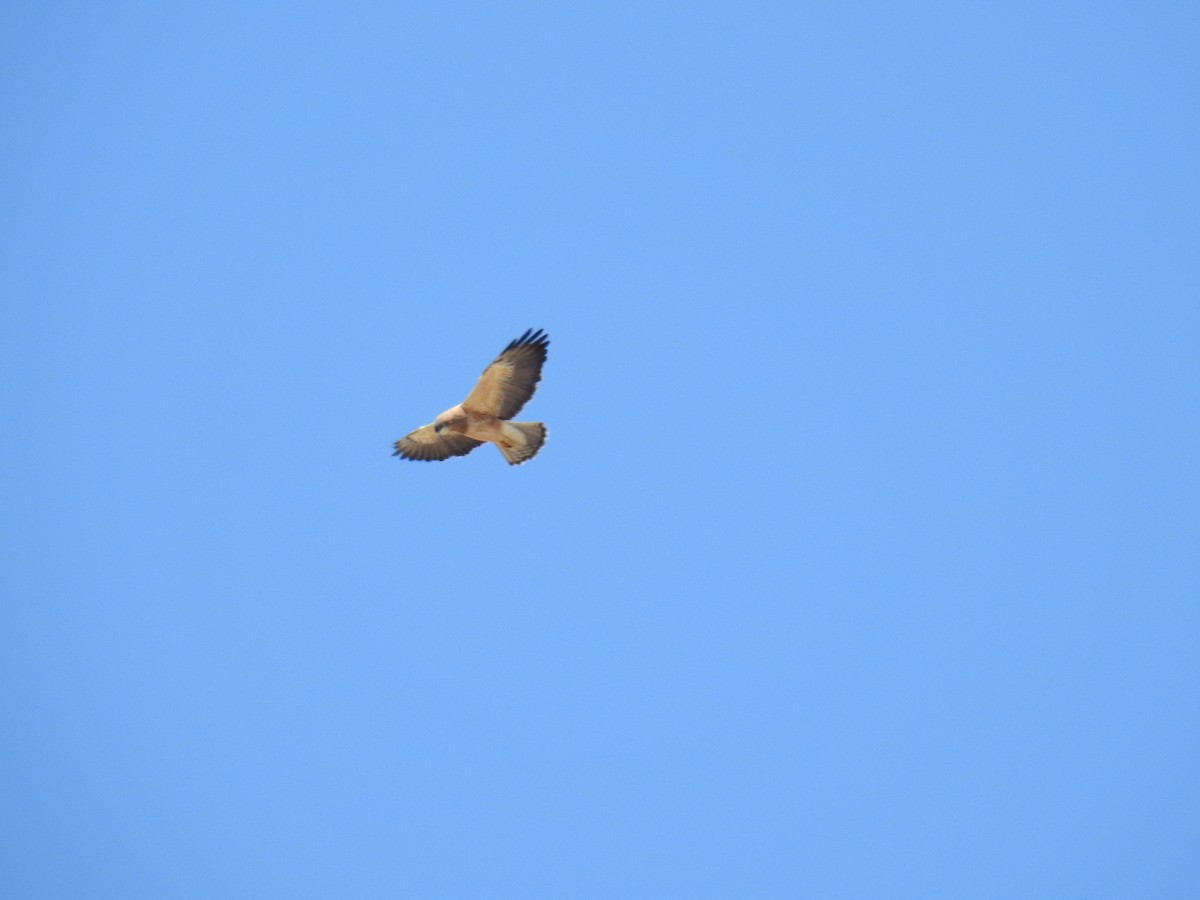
[{"x1": 393, "y1": 328, "x2": 550, "y2": 466}]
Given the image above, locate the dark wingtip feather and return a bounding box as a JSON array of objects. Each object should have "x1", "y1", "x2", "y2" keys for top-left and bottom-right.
[{"x1": 504, "y1": 328, "x2": 549, "y2": 352}]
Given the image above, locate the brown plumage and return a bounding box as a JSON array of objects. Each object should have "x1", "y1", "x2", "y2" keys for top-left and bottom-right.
[{"x1": 393, "y1": 328, "x2": 550, "y2": 465}]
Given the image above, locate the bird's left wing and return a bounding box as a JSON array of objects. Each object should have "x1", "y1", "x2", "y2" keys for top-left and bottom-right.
[
  {"x1": 393, "y1": 424, "x2": 484, "y2": 462},
  {"x1": 462, "y1": 328, "x2": 549, "y2": 419}
]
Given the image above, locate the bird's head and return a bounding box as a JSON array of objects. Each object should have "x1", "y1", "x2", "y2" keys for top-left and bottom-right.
[{"x1": 433, "y1": 407, "x2": 463, "y2": 435}]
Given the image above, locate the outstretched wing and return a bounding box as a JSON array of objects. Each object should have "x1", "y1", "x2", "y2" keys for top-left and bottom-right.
[
  {"x1": 462, "y1": 328, "x2": 549, "y2": 419},
  {"x1": 393, "y1": 424, "x2": 483, "y2": 462}
]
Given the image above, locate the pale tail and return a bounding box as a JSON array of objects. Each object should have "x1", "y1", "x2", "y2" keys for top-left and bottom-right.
[{"x1": 498, "y1": 422, "x2": 547, "y2": 466}]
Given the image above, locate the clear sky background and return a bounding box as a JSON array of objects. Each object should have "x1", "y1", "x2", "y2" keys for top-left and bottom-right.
[{"x1": 3, "y1": 3, "x2": 1198, "y2": 897}]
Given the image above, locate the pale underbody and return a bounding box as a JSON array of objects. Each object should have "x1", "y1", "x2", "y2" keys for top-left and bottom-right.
[{"x1": 436, "y1": 404, "x2": 528, "y2": 449}]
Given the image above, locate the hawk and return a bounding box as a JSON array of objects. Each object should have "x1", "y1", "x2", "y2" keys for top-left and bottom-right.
[{"x1": 393, "y1": 328, "x2": 550, "y2": 466}]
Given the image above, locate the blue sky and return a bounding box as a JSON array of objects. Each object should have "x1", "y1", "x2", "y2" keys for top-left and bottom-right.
[{"x1": 3, "y1": 2, "x2": 1198, "y2": 896}]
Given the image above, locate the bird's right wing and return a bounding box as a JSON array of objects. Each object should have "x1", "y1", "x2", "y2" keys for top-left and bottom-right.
[{"x1": 393, "y1": 424, "x2": 483, "y2": 462}]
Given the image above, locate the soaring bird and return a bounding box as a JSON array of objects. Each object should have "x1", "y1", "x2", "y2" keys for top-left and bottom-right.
[{"x1": 392, "y1": 328, "x2": 550, "y2": 466}]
